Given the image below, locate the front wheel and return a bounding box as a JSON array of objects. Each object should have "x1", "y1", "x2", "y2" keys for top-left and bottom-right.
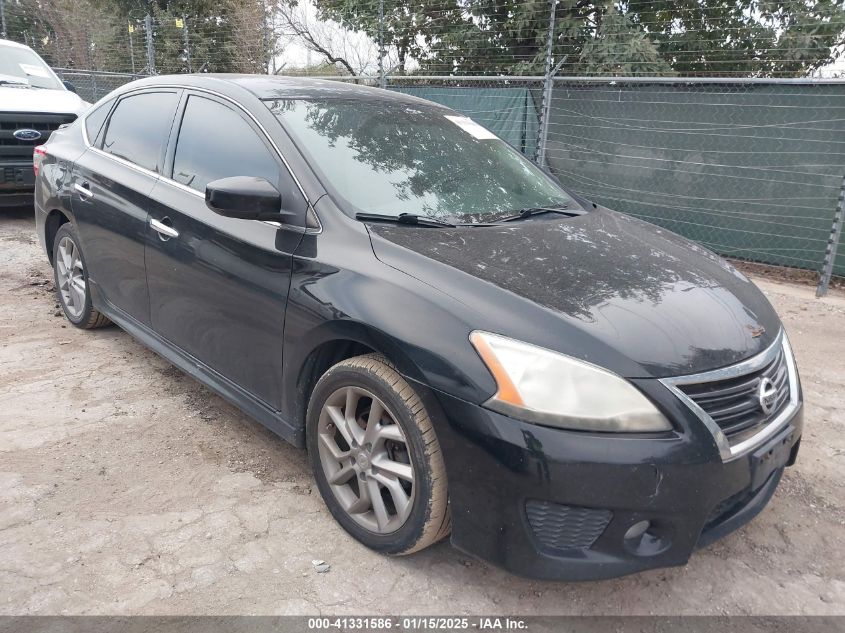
[
  {"x1": 306, "y1": 353, "x2": 451, "y2": 555},
  {"x1": 52, "y1": 223, "x2": 110, "y2": 329}
]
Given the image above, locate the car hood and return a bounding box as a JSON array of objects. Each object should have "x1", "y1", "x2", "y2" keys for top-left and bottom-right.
[
  {"x1": 0, "y1": 86, "x2": 89, "y2": 115},
  {"x1": 367, "y1": 208, "x2": 782, "y2": 379}
]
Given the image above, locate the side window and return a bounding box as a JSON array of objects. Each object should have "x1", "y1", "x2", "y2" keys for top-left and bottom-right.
[
  {"x1": 172, "y1": 96, "x2": 305, "y2": 219},
  {"x1": 101, "y1": 91, "x2": 180, "y2": 172},
  {"x1": 84, "y1": 97, "x2": 114, "y2": 145}
]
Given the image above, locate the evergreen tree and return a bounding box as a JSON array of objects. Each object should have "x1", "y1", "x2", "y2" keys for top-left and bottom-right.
[{"x1": 312, "y1": 0, "x2": 845, "y2": 77}]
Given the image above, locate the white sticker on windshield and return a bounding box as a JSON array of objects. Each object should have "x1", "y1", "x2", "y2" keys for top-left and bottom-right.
[
  {"x1": 19, "y1": 63, "x2": 50, "y2": 78},
  {"x1": 444, "y1": 115, "x2": 498, "y2": 140}
]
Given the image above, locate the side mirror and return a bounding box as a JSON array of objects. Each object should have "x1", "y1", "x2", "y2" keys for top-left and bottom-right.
[
  {"x1": 205, "y1": 176, "x2": 293, "y2": 222},
  {"x1": 63, "y1": 80, "x2": 78, "y2": 94}
]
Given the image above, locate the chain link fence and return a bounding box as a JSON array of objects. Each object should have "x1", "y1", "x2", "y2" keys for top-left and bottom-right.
[
  {"x1": 53, "y1": 68, "x2": 144, "y2": 102},
  {"x1": 3, "y1": 0, "x2": 845, "y2": 292}
]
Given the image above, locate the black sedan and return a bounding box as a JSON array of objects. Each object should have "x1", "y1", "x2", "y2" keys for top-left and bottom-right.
[{"x1": 33, "y1": 75, "x2": 803, "y2": 580}]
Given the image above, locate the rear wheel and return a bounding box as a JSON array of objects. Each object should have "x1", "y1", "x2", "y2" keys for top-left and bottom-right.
[
  {"x1": 52, "y1": 223, "x2": 109, "y2": 329},
  {"x1": 306, "y1": 353, "x2": 450, "y2": 555}
]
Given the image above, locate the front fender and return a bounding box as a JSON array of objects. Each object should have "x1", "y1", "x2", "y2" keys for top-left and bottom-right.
[{"x1": 280, "y1": 227, "x2": 498, "y2": 432}]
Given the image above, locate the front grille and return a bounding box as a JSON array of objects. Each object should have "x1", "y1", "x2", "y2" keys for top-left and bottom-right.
[
  {"x1": 0, "y1": 112, "x2": 77, "y2": 161},
  {"x1": 525, "y1": 500, "x2": 612, "y2": 552},
  {"x1": 677, "y1": 343, "x2": 791, "y2": 443}
]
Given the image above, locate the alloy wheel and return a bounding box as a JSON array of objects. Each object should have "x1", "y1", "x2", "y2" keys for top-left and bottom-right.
[
  {"x1": 56, "y1": 236, "x2": 86, "y2": 319},
  {"x1": 316, "y1": 386, "x2": 416, "y2": 534}
]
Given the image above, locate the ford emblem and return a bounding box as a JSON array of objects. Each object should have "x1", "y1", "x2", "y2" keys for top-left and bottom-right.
[{"x1": 13, "y1": 129, "x2": 42, "y2": 141}]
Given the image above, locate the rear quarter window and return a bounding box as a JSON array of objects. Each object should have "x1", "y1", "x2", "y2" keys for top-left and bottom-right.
[
  {"x1": 101, "y1": 91, "x2": 180, "y2": 172},
  {"x1": 84, "y1": 98, "x2": 115, "y2": 145}
]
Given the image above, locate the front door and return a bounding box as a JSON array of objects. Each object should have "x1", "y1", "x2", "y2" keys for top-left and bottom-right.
[{"x1": 144, "y1": 92, "x2": 309, "y2": 408}]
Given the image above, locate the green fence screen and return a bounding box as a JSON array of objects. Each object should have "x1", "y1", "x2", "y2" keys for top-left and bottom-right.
[{"x1": 390, "y1": 78, "x2": 844, "y2": 277}]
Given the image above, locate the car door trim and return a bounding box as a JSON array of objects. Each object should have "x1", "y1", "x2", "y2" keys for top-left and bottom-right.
[{"x1": 79, "y1": 83, "x2": 322, "y2": 235}]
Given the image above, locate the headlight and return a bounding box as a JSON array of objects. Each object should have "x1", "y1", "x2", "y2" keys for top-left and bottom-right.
[{"x1": 469, "y1": 331, "x2": 672, "y2": 432}]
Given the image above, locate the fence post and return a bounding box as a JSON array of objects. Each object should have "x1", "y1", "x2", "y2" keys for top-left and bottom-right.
[
  {"x1": 182, "y1": 16, "x2": 192, "y2": 73},
  {"x1": 261, "y1": 0, "x2": 276, "y2": 75},
  {"x1": 144, "y1": 13, "x2": 155, "y2": 74},
  {"x1": 816, "y1": 175, "x2": 845, "y2": 297},
  {"x1": 378, "y1": 0, "x2": 386, "y2": 89},
  {"x1": 83, "y1": 31, "x2": 99, "y2": 98},
  {"x1": 128, "y1": 22, "x2": 136, "y2": 74},
  {"x1": 1, "y1": 0, "x2": 7, "y2": 39},
  {"x1": 535, "y1": 0, "x2": 557, "y2": 167},
  {"x1": 260, "y1": 0, "x2": 266, "y2": 73}
]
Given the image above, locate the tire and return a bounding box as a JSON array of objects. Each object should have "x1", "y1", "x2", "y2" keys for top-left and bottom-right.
[
  {"x1": 52, "y1": 223, "x2": 110, "y2": 329},
  {"x1": 306, "y1": 353, "x2": 451, "y2": 555}
]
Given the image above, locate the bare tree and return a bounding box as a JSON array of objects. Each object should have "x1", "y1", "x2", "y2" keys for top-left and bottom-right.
[
  {"x1": 37, "y1": 0, "x2": 114, "y2": 69},
  {"x1": 276, "y1": 1, "x2": 397, "y2": 76},
  {"x1": 6, "y1": 0, "x2": 129, "y2": 71},
  {"x1": 226, "y1": 0, "x2": 271, "y2": 73}
]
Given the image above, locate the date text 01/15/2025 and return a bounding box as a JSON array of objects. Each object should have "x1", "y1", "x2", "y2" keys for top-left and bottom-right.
[{"x1": 306, "y1": 617, "x2": 527, "y2": 630}]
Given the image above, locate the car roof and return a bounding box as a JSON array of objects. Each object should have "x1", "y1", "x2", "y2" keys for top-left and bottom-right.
[
  {"x1": 0, "y1": 38, "x2": 35, "y2": 50},
  {"x1": 125, "y1": 73, "x2": 450, "y2": 109}
]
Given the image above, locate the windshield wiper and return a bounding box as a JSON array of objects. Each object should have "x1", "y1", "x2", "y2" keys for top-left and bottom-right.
[
  {"x1": 498, "y1": 204, "x2": 584, "y2": 223},
  {"x1": 355, "y1": 212, "x2": 456, "y2": 228},
  {"x1": 0, "y1": 79, "x2": 29, "y2": 87}
]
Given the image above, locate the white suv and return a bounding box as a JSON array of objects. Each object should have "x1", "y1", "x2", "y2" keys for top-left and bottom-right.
[{"x1": 1, "y1": 38, "x2": 89, "y2": 207}]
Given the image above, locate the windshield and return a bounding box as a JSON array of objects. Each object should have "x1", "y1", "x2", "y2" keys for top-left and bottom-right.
[
  {"x1": 0, "y1": 44, "x2": 63, "y2": 90},
  {"x1": 264, "y1": 98, "x2": 571, "y2": 223}
]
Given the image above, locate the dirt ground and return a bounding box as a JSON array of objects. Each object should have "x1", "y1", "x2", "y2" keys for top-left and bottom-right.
[{"x1": 1, "y1": 206, "x2": 843, "y2": 616}]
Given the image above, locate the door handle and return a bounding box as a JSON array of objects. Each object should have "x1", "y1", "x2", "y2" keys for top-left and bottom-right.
[
  {"x1": 74, "y1": 182, "x2": 93, "y2": 199},
  {"x1": 150, "y1": 217, "x2": 179, "y2": 240}
]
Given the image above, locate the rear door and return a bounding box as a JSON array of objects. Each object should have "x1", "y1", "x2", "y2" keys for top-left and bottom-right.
[
  {"x1": 71, "y1": 89, "x2": 181, "y2": 325},
  {"x1": 144, "y1": 91, "x2": 309, "y2": 408}
]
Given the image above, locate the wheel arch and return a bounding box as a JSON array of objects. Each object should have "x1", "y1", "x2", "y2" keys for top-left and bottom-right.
[
  {"x1": 288, "y1": 321, "x2": 431, "y2": 436},
  {"x1": 44, "y1": 208, "x2": 72, "y2": 265}
]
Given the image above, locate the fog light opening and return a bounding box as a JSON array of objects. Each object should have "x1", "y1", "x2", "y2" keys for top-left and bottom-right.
[
  {"x1": 624, "y1": 520, "x2": 651, "y2": 540},
  {"x1": 623, "y1": 519, "x2": 672, "y2": 556}
]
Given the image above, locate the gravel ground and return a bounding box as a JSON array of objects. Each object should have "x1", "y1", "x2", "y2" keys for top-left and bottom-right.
[{"x1": 1, "y1": 206, "x2": 843, "y2": 615}]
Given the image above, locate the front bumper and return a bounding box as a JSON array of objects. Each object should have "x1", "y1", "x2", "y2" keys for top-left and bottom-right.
[
  {"x1": 427, "y1": 381, "x2": 803, "y2": 581},
  {"x1": 1, "y1": 160, "x2": 36, "y2": 207}
]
